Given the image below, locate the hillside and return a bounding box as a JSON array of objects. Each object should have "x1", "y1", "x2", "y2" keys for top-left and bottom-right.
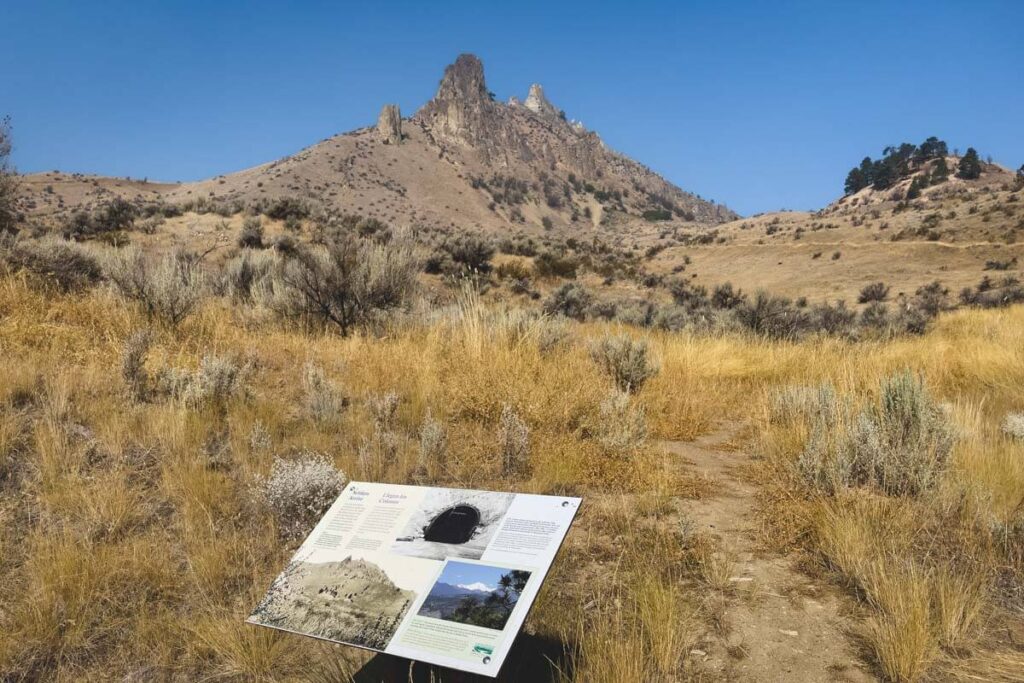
[
  {"x1": 645, "y1": 152, "x2": 1024, "y2": 303},
  {"x1": 16, "y1": 54, "x2": 736, "y2": 238}
]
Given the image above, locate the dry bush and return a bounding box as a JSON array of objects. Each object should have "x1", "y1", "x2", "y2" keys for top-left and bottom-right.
[
  {"x1": 859, "y1": 281, "x2": 891, "y2": 303},
  {"x1": 301, "y1": 361, "x2": 345, "y2": 423},
  {"x1": 269, "y1": 232, "x2": 418, "y2": 335},
  {"x1": 237, "y1": 216, "x2": 264, "y2": 249},
  {"x1": 0, "y1": 237, "x2": 103, "y2": 292},
  {"x1": 249, "y1": 420, "x2": 272, "y2": 452},
  {"x1": 589, "y1": 334, "x2": 660, "y2": 393},
  {"x1": 544, "y1": 282, "x2": 592, "y2": 320},
  {"x1": 220, "y1": 248, "x2": 276, "y2": 303},
  {"x1": 157, "y1": 355, "x2": 247, "y2": 409},
  {"x1": 794, "y1": 373, "x2": 954, "y2": 497},
  {"x1": 498, "y1": 404, "x2": 530, "y2": 475},
  {"x1": 104, "y1": 247, "x2": 204, "y2": 326},
  {"x1": 120, "y1": 329, "x2": 152, "y2": 402},
  {"x1": 592, "y1": 389, "x2": 648, "y2": 454},
  {"x1": 366, "y1": 391, "x2": 399, "y2": 432},
  {"x1": 417, "y1": 411, "x2": 447, "y2": 479},
  {"x1": 253, "y1": 451, "x2": 347, "y2": 540},
  {"x1": 1001, "y1": 411, "x2": 1024, "y2": 440}
]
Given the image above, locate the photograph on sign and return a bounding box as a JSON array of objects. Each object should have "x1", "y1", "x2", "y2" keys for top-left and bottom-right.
[{"x1": 247, "y1": 482, "x2": 581, "y2": 678}]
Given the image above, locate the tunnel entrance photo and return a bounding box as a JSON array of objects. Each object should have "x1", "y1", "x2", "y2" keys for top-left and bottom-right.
[{"x1": 423, "y1": 505, "x2": 481, "y2": 544}]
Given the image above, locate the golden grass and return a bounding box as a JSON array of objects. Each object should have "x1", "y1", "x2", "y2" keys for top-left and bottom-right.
[{"x1": 1, "y1": 274, "x2": 1022, "y2": 681}]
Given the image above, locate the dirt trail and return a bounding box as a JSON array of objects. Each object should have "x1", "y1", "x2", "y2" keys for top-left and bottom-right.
[{"x1": 664, "y1": 425, "x2": 875, "y2": 682}]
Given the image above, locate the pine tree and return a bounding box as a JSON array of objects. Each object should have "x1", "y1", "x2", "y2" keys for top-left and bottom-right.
[
  {"x1": 915, "y1": 136, "x2": 948, "y2": 161},
  {"x1": 930, "y1": 158, "x2": 950, "y2": 185},
  {"x1": 844, "y1": 167, "x2": 867, "y2": 195},
  {"x1": 0, "y1": 116, "x2": 17, "y2": 235},
  {"x1": 957, "y1": 148, "x2": 983, "y2": 180},
  {"x1": 906, "y1": 176, "x2": 926, "y2": 200}
]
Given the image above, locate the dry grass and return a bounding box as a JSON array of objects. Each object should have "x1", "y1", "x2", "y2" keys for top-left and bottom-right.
[
  {"x1": 1, "y1": 271, "x2": 1023, "y2": 681},
  {"x1": 749, "y1": 306, "x2": 1024, "y2": 681}
]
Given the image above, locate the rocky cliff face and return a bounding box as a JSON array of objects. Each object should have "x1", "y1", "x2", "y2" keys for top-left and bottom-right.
[
  {"x1": 414, "y1": 53, "x2": 530, "y2": 164},
  {"x1": 523, "y1": 83, "x2": 560, "y2": 118},
  {"x1": 411, "y1": 53, "x2": 735, "y2": 223},
  {"x1": 376, "y1": 104, "x2": 402, "y2": 145}
]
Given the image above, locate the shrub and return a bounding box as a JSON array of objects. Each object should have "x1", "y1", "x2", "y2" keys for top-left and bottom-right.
[
  {"x1": 809, "y1": 300, "x2": 857, "y2": 336},
  {"x1": 417, "y1": 411, "x2": 447, "y2": 478},
  {"x1": 735, "y1": 291, "x2": 809, "y2": 340},
  {"x1": 498, "y1": 405, "x2": 530, "y2": 476},
  {"x1": 859, "y1": 282, "x2": 890, "y2": 303},
  {"x1": 105, "y1": 248, "x2": 204, "y2": 327},
  {"x1": 543, "y1": 283, "x2": 592, "y2": 320},
  {"x1": 613, "y1": 300, "x2": 656, "y2": 328},
  {"x1": 796, "y1": 373, "x2": 954, "y2": 497},
  {"x1": 220, "y1": 249, "x2": 275, "y2": 303},
  {"x1": 237, "y1": 216, "x2": 264, "y2": 249},
  {"x1": 594, "y1": 390, "x2": 648, "y2": 454},
  {"x1": 535, "y1": 316, "x2": 570, "y2": 354},
  {"x1": 249, "y1": 420, "x2": 272, "y2": 452},
  {"x1": 302, "y1": 362, "x2": 346, "y2": 423},
  {"x1": 711, "y1": 282, "x2": 746, "y2": 309},
  {"x1": 533, "y1": 252, "x2": 578, "y2": 279},
  {"x1": 495, "y1": 259, "x2": 532, "y2": 281},
  {"x1": 866, "y1": 372, "x2": 954, "y2": 495},
  {"x1": 589, "y1": 334, "x2": 660, "y2": 393},
  {"x1": 271, "y1": 232, "x2": 419, "y2": 335},
  {"x1": 911, "y1": 281, "x2": 949, "y2": 318},
  {"x1": 893, "y1": 302, "x2": 932, "y2": 335},
  {"x1": 137, "y1": 215, "x2": 164, "y2": 234},
  {"x1": 860, "y1": 302, "x2": 891, "y2": 333},
  {"x1": 121, "y1": 330, "x2": 152, "y2": 402},
  {"x1": 1002, "y1": 412, "x2": 1024, "y2": 440},
  {"x1": 253, "y1": 451, "x2": 346, "y2": 540},
  {"x1": 642, "y1": 208, "x2": 672, "y2": 222},
  {"x1": 0, "y1": 238, "x2": 103, "y2": 292},
  {"x1": 436, "y1": 234, "x2": 494, "y2": 274},
  {"x1": 769, "y1": 384, "x2": 838, "y2": 424},
  {"x1": 94, "y1": 198, "x2": 137, "y2": 233},
  {"x1": 158, "y1": 355, "x2": 247, "y2": 409},
  {"x1": 668, "y1": 278, "x2": 710, "y2": 310},
  {"x1": 366, "y1": 391, "x2": 400, "y2": 432},
  {"x1": 263, "y1": 197, "x2": 311, "y2": 221}
]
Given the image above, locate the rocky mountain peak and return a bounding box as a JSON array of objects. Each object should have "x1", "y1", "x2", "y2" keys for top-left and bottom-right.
[
  {"x1": 432, "y1": 53, "x2": 489, "y2": 106},
  {"x1": 524, "y1": 83, "x2": 559, "y2": 118},
  {"x1": 414, "y1": 53, "x2": 515, "y2": 161}
]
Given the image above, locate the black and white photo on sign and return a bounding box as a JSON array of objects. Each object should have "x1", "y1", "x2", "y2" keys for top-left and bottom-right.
[
  {"x1": 247, "y1": 548, "x2": 431, "y2": 650},
  {"x1": 391, "y1": 489, "x2": 516, "y2": 560}
]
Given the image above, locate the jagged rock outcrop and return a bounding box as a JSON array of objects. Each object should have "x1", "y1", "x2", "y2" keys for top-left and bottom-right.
[
  {"x1": 149, "y1": 52, "x2": 739, "y2": 231},
  {"x1": 376, "y1": 104, "x2": 402, "y2": 145},
  {"x1": 415, "y1": 54, "x2": 536, "y2": 165},
  {"x1": 524, "y1": 84, "x2": 560, "y2": 118}
]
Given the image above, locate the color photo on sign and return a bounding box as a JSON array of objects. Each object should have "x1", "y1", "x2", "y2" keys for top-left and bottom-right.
[
  {"x1": 418, "y1": 561, "x2": 531, "y2": 631},
  {"x1": 247, "y1": 483, "x2": 581, "y2": 678}
]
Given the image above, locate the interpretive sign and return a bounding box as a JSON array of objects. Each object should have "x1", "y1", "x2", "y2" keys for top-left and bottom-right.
[{"x1": 248, "y1": 482, "x2": 582, "y2": 677}]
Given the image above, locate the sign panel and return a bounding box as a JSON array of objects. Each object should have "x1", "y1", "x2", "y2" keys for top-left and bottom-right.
[{"x1": 248, "y1": 482, "x2": 582, "y2": 677}]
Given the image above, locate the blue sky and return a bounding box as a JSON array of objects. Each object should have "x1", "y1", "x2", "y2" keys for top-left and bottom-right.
[
  {"x1": 435, "y1": 562, "x2": 520, "y2": 594},
  {"x1": 2, "y1": 0, "x2": 1021, "y2": 216}
]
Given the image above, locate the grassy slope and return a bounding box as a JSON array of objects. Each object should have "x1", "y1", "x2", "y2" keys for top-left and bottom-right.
[{"x1": 0, "y1": 275, "x2": 1022, "y2": 680}]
